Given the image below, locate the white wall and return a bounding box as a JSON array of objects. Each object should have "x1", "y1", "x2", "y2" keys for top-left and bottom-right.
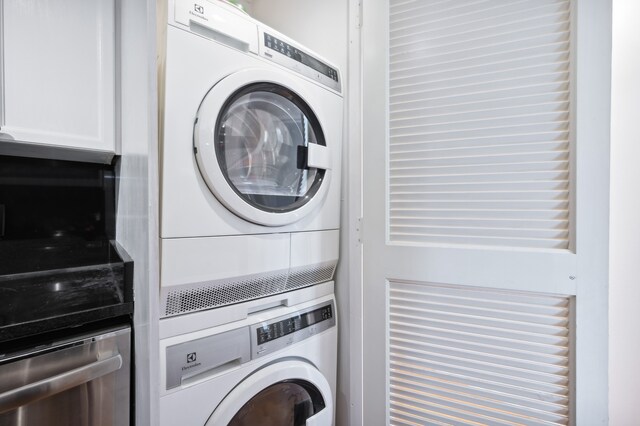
[
  {"x1": 609, "y1": 0, "x2": 640, "y2": 422},
  {"x1": 247, "y1": 2, "x2": 352, "y2": 425}
]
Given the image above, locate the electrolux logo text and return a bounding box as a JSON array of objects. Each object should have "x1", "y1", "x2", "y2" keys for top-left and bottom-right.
[
  {"x1": 181, "y1": 352, "x2": 201, "y2": 371},
  {"x1": 189, "y1": 3, "x2": 208, "y2": 21}
]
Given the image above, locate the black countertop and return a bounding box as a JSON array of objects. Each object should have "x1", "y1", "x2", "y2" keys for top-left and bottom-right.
[{"x1": 0, "y1": 239, "x2": 133, "y2": 343}]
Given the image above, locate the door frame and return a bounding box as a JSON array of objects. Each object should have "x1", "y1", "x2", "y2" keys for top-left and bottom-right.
[{"x1": 344, "y1": 0, "x2": 364, "y2": 425}]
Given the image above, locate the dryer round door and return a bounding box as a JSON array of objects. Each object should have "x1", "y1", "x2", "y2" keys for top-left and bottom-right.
[
  {"x1": 195, "y1": 68, "x2": 333, "y2": 227},
  {"x1": 205, "y1": 360, "x2": 333, "y2": 426}
]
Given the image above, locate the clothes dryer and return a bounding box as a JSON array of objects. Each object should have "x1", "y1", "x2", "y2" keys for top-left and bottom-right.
[
  {"x1": 159, "y1": 293, "x2": 337, "y2": 425},
  {"x1": 160, "y1": 0, "x2": 343, "y2": 317}
]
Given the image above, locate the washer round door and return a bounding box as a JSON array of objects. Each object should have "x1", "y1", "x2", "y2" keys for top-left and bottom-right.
[
  {"x1": 195, "y1": 68, "x2": 333, "y2": 227},
  {"x1": 206, "y1": 360, "x2": 333, "y2": 426}
]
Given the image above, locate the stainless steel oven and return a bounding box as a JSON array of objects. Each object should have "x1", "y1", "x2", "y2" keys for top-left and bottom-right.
[
  {"x1": 0, "y1": 151, "x2": 134, "y2": 425},
  {"x1": 0, "y1": 325, "x2": 130, "y2": 426}
]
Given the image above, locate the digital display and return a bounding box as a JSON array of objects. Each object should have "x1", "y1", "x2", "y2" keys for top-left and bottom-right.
[
  {"x1": 264, "y1": 33, "x2": 339, "y2": 82},
  {"x1": 257, "y1": 304, "x2": 333, "y2": 345}
]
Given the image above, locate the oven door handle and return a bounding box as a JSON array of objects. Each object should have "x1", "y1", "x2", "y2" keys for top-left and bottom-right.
[{"x1": 0, "y1": 354, "x2": 123, "y2": 414}]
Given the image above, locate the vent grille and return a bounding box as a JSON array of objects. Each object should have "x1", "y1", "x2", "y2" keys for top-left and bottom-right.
[
  {"x1": 388, "y1": 0, "x2": 573, "y2": 249},
  {"x1": 287, "y1": 263, "x2": 336, "y2": 289},
  {"x1": 388, "y1": 281, "x2": 572, "y2": 425},
  {"x1": 163, "y1": 262, "x2": 336, "y2": 317}
]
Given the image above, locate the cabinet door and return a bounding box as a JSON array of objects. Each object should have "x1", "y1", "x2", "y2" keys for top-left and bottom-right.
[{"x1": 0, "y1": 0, "x2": 115, "y2": 154}]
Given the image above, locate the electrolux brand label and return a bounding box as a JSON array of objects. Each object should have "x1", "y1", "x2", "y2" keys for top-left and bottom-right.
[
  {"x1": 182, "y1": 351, "x2": 200, "y2": 371},
  {"x1": 181, "y1": 361, "x2": 202, "y2": 371},
  {"x1": 165, "y1": 327, "x2": 251, "y2": 390},
  {"x1": 188, "y1": 3, "x2": 208, "y2": 21}
]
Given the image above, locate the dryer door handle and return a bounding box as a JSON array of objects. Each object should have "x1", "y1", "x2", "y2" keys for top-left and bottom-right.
[
  {"x1": 306, "y1": 143, "x2": 332, "y2": 170},
  {"x1": 305, "y1": 406, "x2": 332, "y2": 426}
]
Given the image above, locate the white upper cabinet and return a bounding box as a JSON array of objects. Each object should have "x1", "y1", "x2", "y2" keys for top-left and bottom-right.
[{"x1": 0, "y1": 0, "x2": 115, "y2": 160}]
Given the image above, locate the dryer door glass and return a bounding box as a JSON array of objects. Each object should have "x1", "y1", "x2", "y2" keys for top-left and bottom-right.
[
  {"x1": 228, "y1": 379, "x2": 325, "y2": 426},
  {"x1": 215, "y1": 83, "x2": 326, "y2": 213}
]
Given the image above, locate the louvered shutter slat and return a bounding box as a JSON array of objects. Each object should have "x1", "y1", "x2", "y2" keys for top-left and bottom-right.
[
  {"x1": 388, "y1": 0, "x2": 572, "y2": 249},
  {"x1": 390, "y1": 171, "x2": 569, "y2": 187},
  {"x1": 391, "y1": 12, "x2": 570, "y2": 52},
  {"x1": 389, "y1": 282, "x2": 572, "y2": 425},
  {"x1": 390, "y1": 133, "x2": 569, "y2": 153},
  {"x1": 391, "y1": 52, "x2": 570, "y2": 85},
  {"x1": 391, "y1": 142, "x2": 569, "y2": 161},
  {"x1": 390, "y1": 1, "x2": 569, "y2": 39}
]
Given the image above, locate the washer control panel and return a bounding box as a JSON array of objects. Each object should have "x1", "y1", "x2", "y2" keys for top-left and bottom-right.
[
  {"x1": 250, "y1": 300, "x2": 336, "y2": 359},
  {"x1": 260, "y1": 31, "x2": 341, "y2": 93},
  {"x1": 164, "y1": 300, "x2": 336, "y2": 390}
]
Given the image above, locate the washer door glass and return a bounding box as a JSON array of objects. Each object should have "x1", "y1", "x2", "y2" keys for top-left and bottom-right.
[
  {"x1": 228, "y1": 380, "x2": 325, "y2": 426},
  {"x1": 216, "y1": 83, "x2": 326, "y2": 213}
]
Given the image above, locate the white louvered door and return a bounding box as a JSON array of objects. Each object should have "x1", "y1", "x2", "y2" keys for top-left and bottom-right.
[
  {"x1": 388, "y1": 0, "x2": 573, "y2": 250},
  {"x1": 361, "y1": 0, "x2": 611, "y2": 425}
]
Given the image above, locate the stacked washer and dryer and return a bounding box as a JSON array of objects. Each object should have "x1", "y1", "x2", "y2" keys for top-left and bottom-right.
[{"x1": 159, "y1": 0, "x2": 342, "y2": 424}]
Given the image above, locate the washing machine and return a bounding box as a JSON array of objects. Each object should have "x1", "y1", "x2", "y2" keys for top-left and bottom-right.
[
  {"x1": 160, "y1": 0, "x2": 344, "y2": 319},
  {"x1": 159, "y1": 293, "x2": 337, "y2": 425}
]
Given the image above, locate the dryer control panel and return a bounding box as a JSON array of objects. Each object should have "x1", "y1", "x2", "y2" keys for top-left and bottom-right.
[
  {"x1": 260, "y1": 31, "x2": 341, "y2": 93},
  {"x1": 250, "y1": 300, "x2": 336, "y2": 359}
]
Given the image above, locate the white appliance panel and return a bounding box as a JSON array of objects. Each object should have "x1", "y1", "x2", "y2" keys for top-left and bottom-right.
[
  {"x1": 159, "y1": 294, "x2": 337, "y2": 426},
  {"x1": 161, "y1": 233, "x2": 290, "y2": 288},
  {"x1": 160, "y1": 0, "x2": 343, "y2": 319},
  {"x1": 290, "y1": 230, "x2": 339, "y2": 269},
  {"x1": 161, "y1": 26, "x2": 342, "y2": 238},
  {"x1": 173, "y1": 0, "x2": 259, "y2": 53},
  {"x1": 159, "y1": 281, "x2": 335, "y2": 339}
]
